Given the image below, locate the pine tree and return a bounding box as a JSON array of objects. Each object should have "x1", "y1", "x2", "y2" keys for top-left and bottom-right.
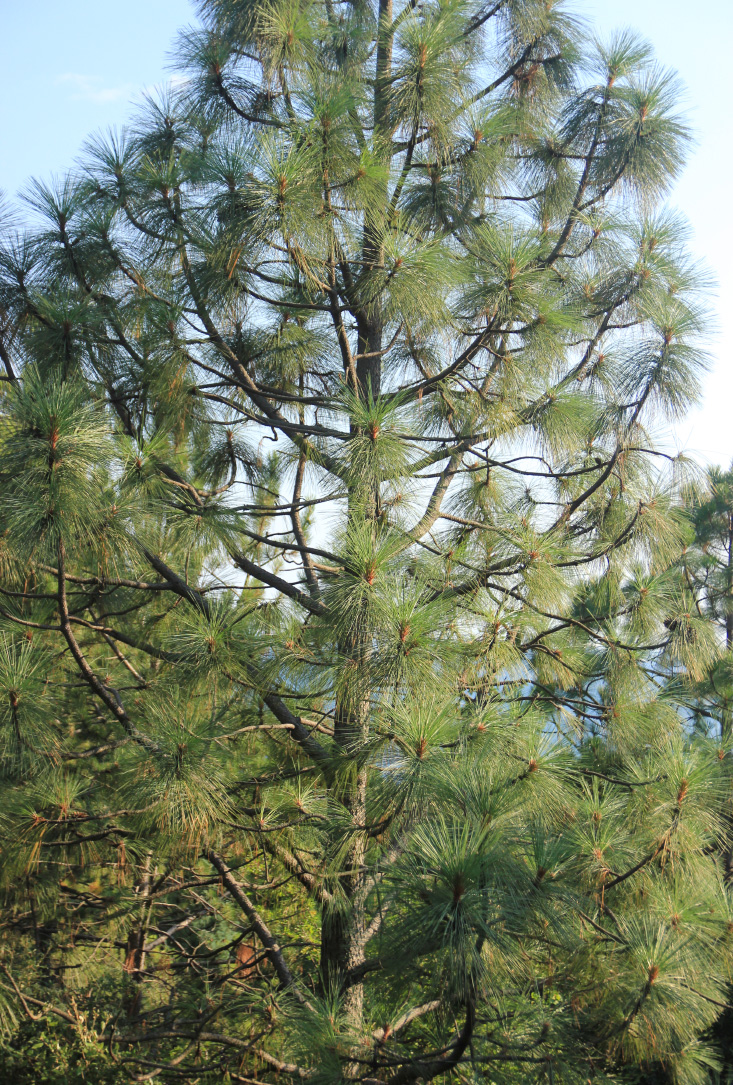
[
  {"x1": 684, "y1": 467, "x2": 733, "y2": 735},
  {"x1": 675, "y1": 466, "x2": 733, "y2": 1085},
  {"x1": 0, "y1": 1, "x2": 731, "y2": 1082}
]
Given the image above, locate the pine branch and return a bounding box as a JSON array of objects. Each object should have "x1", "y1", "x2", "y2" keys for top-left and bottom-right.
[
  {"x1": 57, "y1": 540, "x2": 161, "y2": 754},
  {"x1": 206, "y1": 851, "x2": 316, "y2": 1011}
]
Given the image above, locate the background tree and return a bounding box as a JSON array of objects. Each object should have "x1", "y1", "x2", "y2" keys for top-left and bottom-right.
[
  {"x1": 0, "y1": 1, "x2": 732, "y2": 1082},
  {"x1": 683, "y1": 467, "x2": 733, "y2": 739},
  {"x1": 673, "y1": 465, "x2": 733, "y2": 1085}
]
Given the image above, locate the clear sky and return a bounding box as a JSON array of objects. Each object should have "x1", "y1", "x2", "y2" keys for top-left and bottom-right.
[{"x1": 1, "y1": 0, "x2": 730, "y2": 468}]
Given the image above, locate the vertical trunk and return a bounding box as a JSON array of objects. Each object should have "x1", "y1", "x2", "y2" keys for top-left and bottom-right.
[
  {"x1": 318, "y1": 0, "x2": 394, "y2": 1040},
  {"x1": 320, "y1": 628, "x2": 370, "y2": 1024},
  {"x1": 319, "y1": 773, "x2": 367, "y2": 1025},
  {"x1": 123, "y1": 854, "x2": 153, "y2": 1017}
]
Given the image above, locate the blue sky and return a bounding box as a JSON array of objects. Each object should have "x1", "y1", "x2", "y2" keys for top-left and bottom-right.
[
  {"x1": 0, "y1": 0, "x2": 195, "y2": 191},
  {"x1": 1, "y1": 0, "x2": 730, "y2": 467}
]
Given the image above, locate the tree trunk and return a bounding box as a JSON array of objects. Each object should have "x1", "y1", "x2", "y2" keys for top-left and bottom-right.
[
  {"x1": 320, "y1": 633, "x2": 371, "y2": 1028},
  {"x1": 317, "y1": 0, "x2": 393, "y2": 1033},
  {"x1": 123, "y1": 854, "x2": 153, "y2": 1018}
]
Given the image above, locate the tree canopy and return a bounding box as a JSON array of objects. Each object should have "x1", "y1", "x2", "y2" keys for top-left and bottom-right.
[{"x1": 0, "y1": 1, "x2": 731, "y2": 1083}]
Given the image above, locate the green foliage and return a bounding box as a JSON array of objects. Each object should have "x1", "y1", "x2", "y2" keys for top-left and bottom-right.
[
  {"x1": 0, "y1": 1, "x2": 730, "y2": 1083},
  {"x1": 2, "y1": 1018, "x2": 129, "y2": 1085}
]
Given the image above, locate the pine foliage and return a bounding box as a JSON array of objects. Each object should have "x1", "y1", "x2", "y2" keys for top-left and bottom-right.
[{"x1": 0, "y1": 2, "x2": 731, "y2": 1083}]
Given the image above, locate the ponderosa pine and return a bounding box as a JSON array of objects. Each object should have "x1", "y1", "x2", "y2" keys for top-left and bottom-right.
[{"x1": 0, "y1": 1, "x2": 731, "y2": 1082}]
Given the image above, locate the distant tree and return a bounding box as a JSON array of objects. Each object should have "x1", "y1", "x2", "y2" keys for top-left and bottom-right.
[
  {"x1": 671, "y1": 465, "x2": 733, "y2": 1085},
  {"x1": 0, "y1": 1, "x2": 731, "y2": 1083},
  {"x1": 690, "y1": 468, "x2": 733, "y2": 636}
]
